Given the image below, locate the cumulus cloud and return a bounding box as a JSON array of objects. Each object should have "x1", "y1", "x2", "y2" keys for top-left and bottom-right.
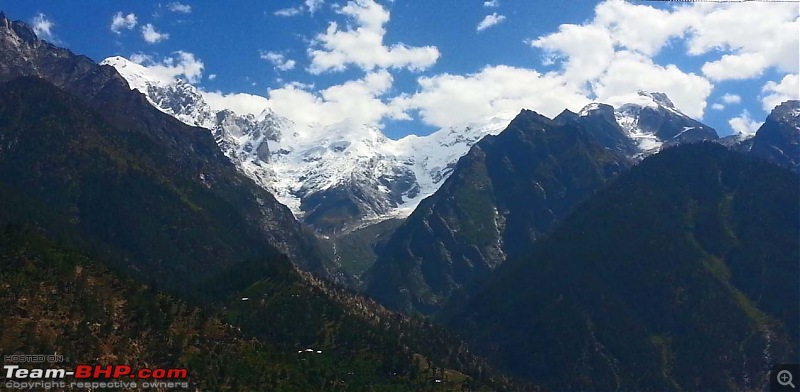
[
  {"x1": 200, "y1": 0, "x2": 798, "y2": 137},
  {"x1": 531, "y1": 23, "x2": 616, "y2": 86},
  {"x1": 110, "y1": 12, "x2": 137, "y2": 34},
  {"x1": 588, "y1": 51, "x2": 712, "y2": 119},
  {"x1": 203, "y1": 91, "x2": 272, "y2": 116},
  {"x1": 275, "y1": 0, "x2": 325, "y2": 16},
  {"x1": 526, "y1": 0, "x2": 797, "y2": 118},
  {"x1": 131, "y1": 51, "x2": 204, "y2": 83},
  {"x1": 141, "y1": 23, "x2": 169, "y2": 43},
  {"x1": 208, "y1": 74, "x2": 217, "y2": 80},
  {"x1": 268, "y1": 70, "x2": 407, "y2": 128},
  {"x1": 477, "y1": 13, "x2": 506, "y2": 32},
  {"x1": 721, "y1": 94, "x2": 741, "y2": 104},
  {"x1": 728, "y1": 110, "x2": 762, "y2": 136},
  {"x1": 483, "y1": 0, "x2": 499, "y2": 7},
  {"x1": 761, "y1": 74, "x2": 799, "y2": 111},
  {"x1": 167, "y1": 2, "x2": 192, "y2": 13},
  {"x1": 260, "y1": 51, "x2": 297, "y2": 71},
  {"x1": 393, "y1": 66, "x2": 590, "y2": 128},
  {"x1": 307, "y1": 0, "x2": 439, "y2": 74},
  {"x1": 702, "y1": 52, "x2": 768, "y2": 81},
  {"x1": 686, "y1": 2, "x2": 799, "y2": 81},
  {"x1": 204, "y1": 71, "x2": 405, "y2": 129},
  {"x1": 31, "y1": 13, "x2": 56, "y2": 42}
]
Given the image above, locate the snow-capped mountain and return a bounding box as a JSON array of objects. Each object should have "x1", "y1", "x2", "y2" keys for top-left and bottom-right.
[
  {"x1": 103, "y1": 57, "x2": 718, "y2": 234},
  {"x1": 102, "y1": 56, "x2": 510, "y2": 234},
  {"x1": 565, "y1": 91, "x2": 718, "y2": 158}
]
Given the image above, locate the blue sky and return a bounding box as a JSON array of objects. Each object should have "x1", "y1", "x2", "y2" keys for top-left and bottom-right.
[{"x1": 3, "y1": 1, "x2": 798, "y2": 138}]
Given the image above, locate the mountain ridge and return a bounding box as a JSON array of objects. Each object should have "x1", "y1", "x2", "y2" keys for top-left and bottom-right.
[
  {"x1": 102, "y1": 55, "x2": 513, "y2": 234},
  {"x1": 0, "y1": 13, "x2": 335, "y2": 280},
  {"x1": 444, "y1": 142, "x2": 798, "y2": 391}
]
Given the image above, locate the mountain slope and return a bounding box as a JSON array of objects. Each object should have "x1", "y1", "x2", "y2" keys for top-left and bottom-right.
[
  {"x1": 102, "y1": 55, "x2": 512, "y2": 234},
  {"x1": 0, "y1": 18, "x2": 525, "y2": 390},
  {"x1": 0, "y1": 223, "x2": 525, "y2": 391},
  {"x1": 0, "y1": 13, "x2": 333, "y2": 279},
  {"x1": 366, "y1": 110, "x2": 633, "y2": 314},
  {"x1": 365, "y1": 92, "x2": 721, "y2": 315},
  {"x1": 0, "y1": 76, "x2": 306, "y2": 294},
  {"x1": 748, "y1": 100, "x2": 800, "y2": 172},
  {"x1": 446, "y1": 143, "x2": 799, "y2": 391}
]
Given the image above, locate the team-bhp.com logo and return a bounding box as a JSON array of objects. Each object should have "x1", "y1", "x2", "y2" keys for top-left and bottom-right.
[{"x1": 4, "y1": 363, "x2": 189, "y2": 390}]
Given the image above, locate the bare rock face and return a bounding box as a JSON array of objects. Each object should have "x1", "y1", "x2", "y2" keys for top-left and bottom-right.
[{"x1": 0, "y1": 13, "x2": 334, "y2": 281}]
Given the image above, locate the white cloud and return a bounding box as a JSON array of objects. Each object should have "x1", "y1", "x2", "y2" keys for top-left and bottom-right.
[
  {"x1": 202, "y1": 91, "x2": 272, "y2": 116},
  {"x1": 204, "y1": 71, "x2": 404, "y2": 130},
  {"x1": 526, "y1": 0, "x2": 800, "y2": 119},
  {"x1": 141, "y1": 23, "x2": 169, "y2": 44},
  {"x1": 267, "y1": 70, "x2": 406, "y2": 129},
  {"x1": 275, "y1": 0, "x2": 325, "y2": 17},
  {"x1": 208, "y1": 74, "x2": 217, "y2": 80},
  {"x1": 728, "y1": 110, "x2": 762, "y2": 136},
  {"x1": 260, "y1": 51, "x2": 297, "y2": 71},
  {"x1": 275, "y1": 7, "x2": 303, "y2": 17},
  {"x1": 31, "y1": 13, "x2": 55, "y2": 41},
  {"x1": 721, "y1": 93, "x2": 741, "y2": 104},
  {"x1": 483, "y1": 0, "x2": 499, "y2": 8},
  {"x1": 307, "y1": 0, "x2": 439, "y2": 74},
  {"x1": 592, "y1": 51, "x2": 712, "y2": 119},
  {"x1": 477, "y1": 13, "x2": 506, "y2": 32},
  {"x1": 531, "y1": 23, "x2": 615, "y2": 87},
  {"x1": 593, "y1": 0, "x2": 693, "y2": 56},
  {"x1": 393, "y1": 65, "x2": 590, "y2": 128},
  {"x1": 110, "y1": 12, "x2": 137, "y2": 34},
  {"x1": 131, "y1": 51, "x2": 204, "y2": 83},
  {"x1": 686, "y1": 2, "x2": 799, "y2": 81},
  {"x1": 306, "y1": 0, "x2": 325, "y2": 14},
  {"x1": 702, "y1": 52, "x2": 768, "y2": 81},
  {"x1": 761, "y1": 74, "x2": 799, "y2": 111},
  {"x1": 197, "y1": 0, "x2": 798, "y2": 137},
  {"x1": 167, "y1": 2, "x2": 192, "y2": 13}
]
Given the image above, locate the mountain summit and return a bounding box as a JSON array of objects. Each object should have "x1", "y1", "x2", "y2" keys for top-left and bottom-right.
[
  {"x1": 103, "y1": 55, "x2": 512, "y2": 234},
  {"x1": 104, "y1": 55, "x2": 720, "y2": 236},
  {"x1": 365, "y1": 94, "x2": 721, "y2": 314},
  {"x1": 0, "y1": 13, "x2": 333, "y2": 280}
]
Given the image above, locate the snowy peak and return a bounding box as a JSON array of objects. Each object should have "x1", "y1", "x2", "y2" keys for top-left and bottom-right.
[
  {"x1": 101, "y1": 56, "x2": 165, "y2": 90},
  {"x1": 638, "y1": 90, "x2": 676, "y2": 109},
  {"x1": 746, "y1": 100, "x2": 800, "y2": 172},
  {"x1": 104, "y1": 55, "x2": 718, "y2": 234},
  {"x1": 576, "y1": 92, "x2": 718, "y2": 157},
  {"x1": 768, "y1": 100, "x2": 800, "y2": 125},
  {"x1": 103, "y1": 55, "x2": 510, "y2": 234}
]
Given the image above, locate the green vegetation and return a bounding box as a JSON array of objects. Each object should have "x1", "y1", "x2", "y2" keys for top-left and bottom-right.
[
  {"x1": 0, "y1": 77, "x2": 527, "y2": 390},
  {"x1": 331, "y1": 218, "x2": 403, "y2": 280},
  {"x1": 367, "y1": 109, "x2": 631, "y2": 315},
  {"x1": 0, "y1": 225, "x2": 516, "y2": 390},
  {"x1": 447, "y1": 143, "x2": 798, "y2": 391}
]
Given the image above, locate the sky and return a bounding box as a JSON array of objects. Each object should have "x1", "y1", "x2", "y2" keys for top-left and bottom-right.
[{"x1": 3, "y1": 0, "x2": 799, "y2": 139}]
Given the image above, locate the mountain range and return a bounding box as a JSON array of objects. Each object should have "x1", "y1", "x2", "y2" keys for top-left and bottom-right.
[
  {"x1": 445, "y1": 142, "x2": 799, "y2": 390},
  {"x1": 0, "y1": 13, "x2": 524, "y2": 390},
  {"x1": 101, "y1": 55, "x2": 512, "y2": 235},
  {"x1": 1, "y1": 9, "x2": 798, "y2": 392},
  {"x1": 97, "y1": 49, "x2": 800, "y2": 314},
  {"x1": 0, "y1": 12, "x2": 334, "y2": 281}
]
